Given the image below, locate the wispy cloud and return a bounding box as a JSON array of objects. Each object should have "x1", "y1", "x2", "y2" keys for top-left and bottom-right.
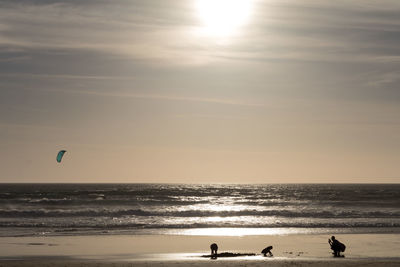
[
  {"x1": 0, "y1": 1, "x2": 206, "y2": 64},
  {"x1": 1, "y1": 0, "x2": 399, "y2": 64},
  {"x1": 39, "y1": 87, "x2": 265, "y2": 107},
  {"x1": 0, "y1": 72, "x2": 138, "y2": 81}
]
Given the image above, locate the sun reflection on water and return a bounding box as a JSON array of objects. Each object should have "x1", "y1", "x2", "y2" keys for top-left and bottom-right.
[{"x1": 174, "y1": 228, "x2": 305, "y2": 236}]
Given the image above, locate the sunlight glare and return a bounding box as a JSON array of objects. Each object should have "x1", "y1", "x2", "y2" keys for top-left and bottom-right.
[
  {"x1": 195, "y1": 0, "x2": 253, "y2": 37},
  {"x1": 177, "y1": 228, "x2": 298, "y2": 236}
]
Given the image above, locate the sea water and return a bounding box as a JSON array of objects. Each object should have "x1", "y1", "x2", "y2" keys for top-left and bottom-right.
[{"x1": 0, "y1": 184, "x2": 399, "y2": 237}]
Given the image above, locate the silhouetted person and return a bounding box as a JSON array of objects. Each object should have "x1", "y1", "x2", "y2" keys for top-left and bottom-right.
[
  {"x1": 261, "y1": 246, "x2": 273, "y2": 257},
  {"x1": 210, "y1": 243, "x2": 218, "y2": 258},
  {"x1": 329, "y1": 236, "x2": 345, "y2": 257}
]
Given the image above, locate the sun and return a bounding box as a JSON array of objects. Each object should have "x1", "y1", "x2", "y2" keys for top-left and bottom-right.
[{"x1": 195, "y1": 0, "x2": 253, "y2": 37}]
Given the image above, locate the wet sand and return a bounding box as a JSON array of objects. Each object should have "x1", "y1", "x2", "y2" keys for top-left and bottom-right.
[{"x1": 0, "y1": 259, "x2": 400, "y2": 267}]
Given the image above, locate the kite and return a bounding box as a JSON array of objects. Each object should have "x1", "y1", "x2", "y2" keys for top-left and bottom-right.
[{"x1": 56, "y1": 150, "x2": 66, "y2": 163}]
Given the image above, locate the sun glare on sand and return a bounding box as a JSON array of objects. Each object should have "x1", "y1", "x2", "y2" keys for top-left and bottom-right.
[{"x1": 195, "y1": 0, "x2": 254, "y2": 37}]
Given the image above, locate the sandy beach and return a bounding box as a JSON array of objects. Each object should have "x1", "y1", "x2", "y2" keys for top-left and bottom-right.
[
  {"x1": 0, "y1": 233, "x2": 399, "y2": 266},
  {"x1": 1, "y1": 259, "x2": 400, "y2": 267}
]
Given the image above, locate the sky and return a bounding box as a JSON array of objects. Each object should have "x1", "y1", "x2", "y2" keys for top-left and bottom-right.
[{"x1": 0, "y1": 0, "x2": 399, "y2": 183}]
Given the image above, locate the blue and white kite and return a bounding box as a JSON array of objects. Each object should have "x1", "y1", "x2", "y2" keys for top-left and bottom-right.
[{"x1": 56, "y1": 150, "x2": 67, "y2": 163}]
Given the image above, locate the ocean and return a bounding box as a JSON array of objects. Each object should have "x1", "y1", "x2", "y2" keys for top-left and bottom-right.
[{"x1": 0, "y1": 184, "x2": 399, "y2": 237}]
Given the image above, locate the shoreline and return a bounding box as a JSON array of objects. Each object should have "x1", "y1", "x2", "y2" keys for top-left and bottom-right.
[
  {"x1": 2, "y1": 226, "x2": 399, "y2": 239},
  {"x1": 1, "y1": 259, "x2": 400, "y2": 267}
]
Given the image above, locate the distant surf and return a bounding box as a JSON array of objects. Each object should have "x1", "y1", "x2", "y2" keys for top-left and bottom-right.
[{"x1": 0, "y1": 184, "x2": 399, "y2": 237}]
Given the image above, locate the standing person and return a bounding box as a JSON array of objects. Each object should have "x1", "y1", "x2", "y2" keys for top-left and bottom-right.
[{"x1": 210, "y1": 243, "x2": 218, "y2": 256}]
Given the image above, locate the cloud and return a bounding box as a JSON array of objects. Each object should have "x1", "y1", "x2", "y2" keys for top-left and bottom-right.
[
  {"x1": 2, "y1": 1, "x2": 233, "y2": 65},
  {"x1": 1, "y1": 0, "x2": 400, "y2": 103},
  {"x1": 0, "y1": 72, "x2": 138, "y2": 81},
  {"x1": 1, "y1": 0, "x2": 399, "y2": 65},
  {"x1": 36, "y1": 87, "x2": 265, "y2": 107}
]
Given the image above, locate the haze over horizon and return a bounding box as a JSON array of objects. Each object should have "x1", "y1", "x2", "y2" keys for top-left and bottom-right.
[{"x1": 1, "y1": 0, "x2": 399, "y2": 183}]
